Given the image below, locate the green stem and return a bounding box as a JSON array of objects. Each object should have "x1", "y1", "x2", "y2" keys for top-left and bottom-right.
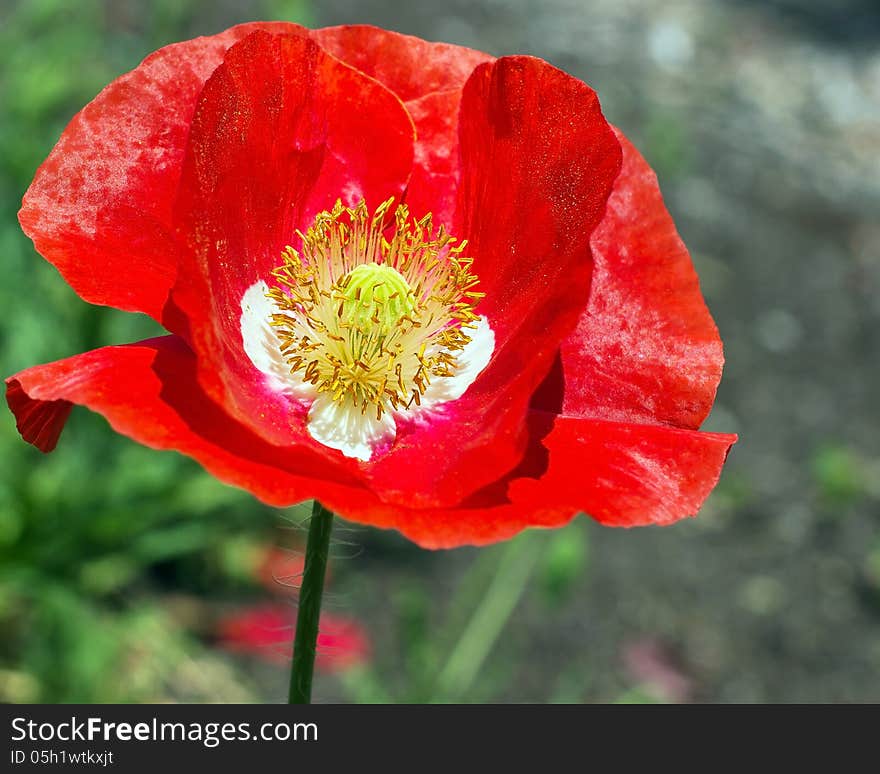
[{"x1": 288, "y1": 500, "x2": 334, "y2": 704}]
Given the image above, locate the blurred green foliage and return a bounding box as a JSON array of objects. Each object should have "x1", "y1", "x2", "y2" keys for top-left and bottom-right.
[
  {"x1": 811, "y1": 445, "x2": 870, "y2": 506},
  {"x1": 0, "y1": 0, "x2": 317, "y2": 703}
]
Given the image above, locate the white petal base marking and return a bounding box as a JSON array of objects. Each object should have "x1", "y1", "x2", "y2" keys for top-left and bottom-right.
[
  {"x1": 419, "y1": 316, "x2": 495, "y2": 408},
  {"x1": 240, "y1": 281, "x2": 317, "y2": 400},
  {"x1": 307, "y1": 395, "x2": 396, "y2": 462}
]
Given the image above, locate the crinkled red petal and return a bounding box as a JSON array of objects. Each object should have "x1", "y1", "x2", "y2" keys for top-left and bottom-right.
[
  {"x1": 171, "y1": 30, "x2": 415, "y2": 449},
  {"x1": 311, "y1": 25, "x2": 493, "y2": 102},
  {"x1": 18, "y1": 21, "x2": 303, "y2": 328},
  {"x1": 532, "y1": 129, "x2": 725, "y2": 429}
]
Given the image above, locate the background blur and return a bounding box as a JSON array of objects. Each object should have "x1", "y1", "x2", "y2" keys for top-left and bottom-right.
[{"x1": 1, "y1": 0, "x2": 878, "y2": 703}]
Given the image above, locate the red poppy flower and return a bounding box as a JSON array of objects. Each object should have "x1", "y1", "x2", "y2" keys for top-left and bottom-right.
[
  {"x1": 216, "y1": 604, "x2": 370, "y2": 671},
  {"x1": 6, "y1": 23, "x2": 736, "y2": 548}
]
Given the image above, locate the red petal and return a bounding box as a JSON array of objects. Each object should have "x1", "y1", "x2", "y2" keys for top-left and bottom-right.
[
  {"x1": 454, "y1": 56, "x2": 621, "y2": 334},
  {"x1": 18, "y1": 22, "x2": 304, "y2": 326},
  {"x1": 367, "y1": 411, "x2": 736, "y2": 549},
  {"x1": 311, "y1": 25, "x2": 492, "y2": 101},
  {"x1": 172, "y1": 30, "x2": 415, "y2": 448},
  {"x1": 312, "y1": 26, "x2": 494, "y2": 229},
  {"x1": 533, "y1": 130, "x2": 725, "y2": 429},
  {"x1": 4, "y1": 337, "x2": 370, "y2": 507},
  {"x1": 361, "y1": 56, "x2": 622, "y2": 509},
  {"x1": 508, "y1": 412, "x2": 736, "y2": 528},
  {"x1": 5, "y1": 379, "x2": 72, "y2": 453},
  {"x1": 402, "y1": 89, "x2": 469, "y2": 227}
]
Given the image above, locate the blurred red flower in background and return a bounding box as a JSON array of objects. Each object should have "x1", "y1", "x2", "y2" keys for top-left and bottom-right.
[
  {"x1": 219, "y1": 543, "x2": 366, "y2": 671},
  {"x1": 217, "y1": 604, "x2": 370, "y2": 671},
  {"x1": 6, "y1": 23, "x2": 735, "y2": 548}
]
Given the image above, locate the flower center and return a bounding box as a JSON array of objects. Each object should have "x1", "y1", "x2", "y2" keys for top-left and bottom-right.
[
  {"x1": 338, "y1": 262, "x2": 416, "y2": 332},
  {"x1": 267, "y1": 199, "x2": 483, "y2": 419}
]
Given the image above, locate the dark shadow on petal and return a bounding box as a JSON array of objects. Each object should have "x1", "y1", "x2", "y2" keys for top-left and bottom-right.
[
  {"x1": 160, "y1": 295, "x2": 193, "y2": 344},
  {"x1": 457, "y1": 408, "x2": 556, "y2": 508},
  {"x1": 528, "y1": 350, "x2": 564, "y2": 414}
]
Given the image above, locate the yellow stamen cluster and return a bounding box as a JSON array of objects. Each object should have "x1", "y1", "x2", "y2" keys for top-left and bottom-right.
[{"x1": 267, "y1": 198, "x2": 484, "y2": 419}]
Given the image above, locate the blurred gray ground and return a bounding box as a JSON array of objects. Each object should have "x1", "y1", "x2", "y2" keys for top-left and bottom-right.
[{"x1": 303, "y1": 0, "x2": 880, "y2": 701}]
